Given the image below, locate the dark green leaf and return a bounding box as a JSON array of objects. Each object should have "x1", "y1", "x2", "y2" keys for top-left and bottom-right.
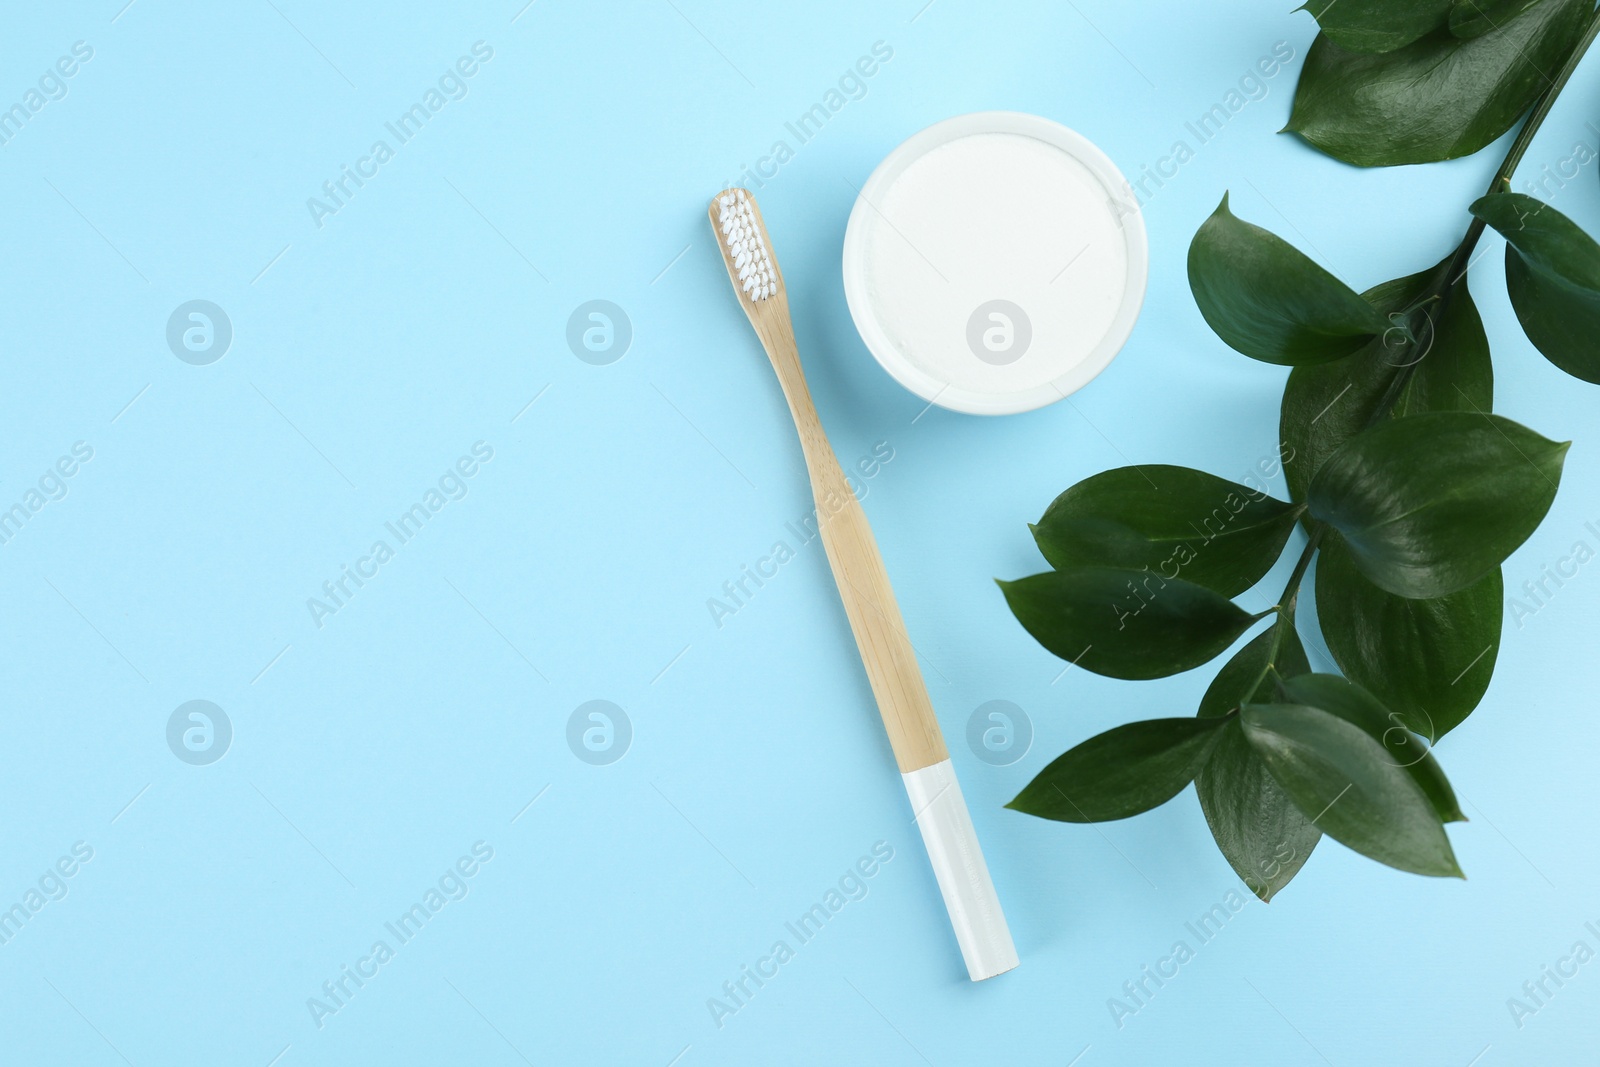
[
  {"x1": 1007, "y1": 717, "x2": 1228, "y2": 822},
  {"x1": 998, "y1": 568, "x2": 1263, "y2": 680},
  {"x1": 1189, "y1": 193, "x2": 1390, "y2": 365},
  {"x1": 1241, "y1": 703, "x2": 1462, "y2": 877},
  {"x1": 1032, "y1": 465, "x2": 1304, "y2": 597},
  {"x1": 1286, "y1": 0, "x2": 1591, "y2": 166},
  {"x1": 1281, "y1": 262, "x2": 1493, "y2": 502},
  {"x1": 1303, "y1": 0, "x2": 1454, "y2": 53},
  {"x1": 1316, "y1": 534, "x2": 1500, "y2": 738},
  {"x1": 1306, "y1": 411, "x2": 1568, "y2": 598},
  {"x1": 1387, "y1": 296, "x2": 1495, "y2": 420},
  {"x1": 1196, "y1": 626, "x2": 1321, "y2": 900},
  {"x1": 1450, "y1": 0, "x2": 1543, "y2": 38},
  {"x1": 1472, "y1": 191, "x2": 1600, "y2": 383},
  {"x1": 1198, "y1": 623, "x2": 1311, "y2": 719},
  {"x1": 1276, "y1": 673, "x2": 1465, "y2": 822}
]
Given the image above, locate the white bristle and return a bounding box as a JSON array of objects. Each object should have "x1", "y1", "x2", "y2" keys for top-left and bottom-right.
[{"x1": 719, "y1": 190, "x2": 776, "y2": 302}]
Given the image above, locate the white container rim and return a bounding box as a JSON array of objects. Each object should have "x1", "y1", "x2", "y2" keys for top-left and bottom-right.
[{"x1": 841, "y1": 111, "x2": 1149, "y2": 416}]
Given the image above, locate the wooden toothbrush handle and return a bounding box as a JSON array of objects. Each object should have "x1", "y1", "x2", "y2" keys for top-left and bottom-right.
[
  {"x1": 812, "y1": 473, "x2": 950, "y2": 772},
  {"x1": 783, "y1": 366, "x2": 1017, "y2": 979},
  {"x1": 763, "y1": 336, "x2": 948, "y2": 773}
]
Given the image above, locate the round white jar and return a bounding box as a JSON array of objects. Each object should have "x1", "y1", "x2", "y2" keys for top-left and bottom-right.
[{"x1": 843, "y1": 112, "x2": 1148, "y2": 415}]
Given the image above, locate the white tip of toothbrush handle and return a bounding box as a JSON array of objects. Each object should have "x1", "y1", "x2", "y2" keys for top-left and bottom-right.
[{"x1": 902, "y1": 759, "x2": 1019, "y2": 981}]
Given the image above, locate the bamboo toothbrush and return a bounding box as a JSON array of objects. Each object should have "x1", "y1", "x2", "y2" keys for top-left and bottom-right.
[{"x1": 709, "y1": 188, "x2": 1018, "y2": 981}]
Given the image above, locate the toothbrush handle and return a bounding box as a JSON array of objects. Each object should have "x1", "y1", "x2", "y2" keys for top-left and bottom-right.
[
  {"x1": 769, "y1": 357, "x2": 944, "y2": 771},
  {"x1": 806, "y1": 450, "x2": 949, "y2": 772},
  {"x1": 766, "y1": 337, "x2": 1018, "y2": 981},
  {"x1": 807, "y1": 430, "x2": 1020, "y2": 981}
]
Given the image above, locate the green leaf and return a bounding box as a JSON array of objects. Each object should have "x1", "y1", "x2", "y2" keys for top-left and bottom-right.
[
  {"x1": 1303, "y1": 0, "x2": 1454, "y2": 53},
  {"x1": 1196, "y1": 626, "x2": 1322, "y2": 901},
  {"x1": 1286, "y1": 0, "x2": 1591, "y2": 167},
  {"x1": 1032, "y1": 465, "x2": 1304, "y2": 597},
  {"x1": 1240, "y1": 703, "x2": 1462, "y2": 877},
  {"x1": 1471, "y1": 191, "x2": 1600, "y2": 383},
  {"x1": 1276, "y1": 673, "x2": 1465, "y2": 823},
  {"x1": 1281, "y1": 262, "x2": 1493, "y2": 503},
  {"x1": 1306, "y1": 411, "x2": 1568, "y2": 598},
  {"x1": 1189, "y1": 193, "x2": 1390, "y2": 365},
  {"x1": 1007, "y1": 717, "x2": 1228, "y2": 823},
  {"x1": 998, "y1": 568, "x2": 1263, "y2": 680},
  {"x1": 1316, "y1": 534, "x2": 1500, "y2": 739},
  {"x1": 1450, "y1": 0, "x2": 1543, "y2": 38},
  {"x1": 1198, "y1": 624, "x2": 1311, "y2": 719}
]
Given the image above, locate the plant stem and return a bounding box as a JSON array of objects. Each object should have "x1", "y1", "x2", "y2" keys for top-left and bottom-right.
[
  {"x1": 1439, "y1": 5, "x2": 1600, "y2": 296},
  {"x1": 1499, "y1": 8, "x2": 1600, "y2": 182},
  {"x1": 1269, "y1": 523, "x2": 1324, "y2": 661},
  {"x1": 1266, "y1": 8, "x2": 1600, "y2": 672},
  {"x1": 1279, "y1": 525, "x2": 1322, "y2": 616}
]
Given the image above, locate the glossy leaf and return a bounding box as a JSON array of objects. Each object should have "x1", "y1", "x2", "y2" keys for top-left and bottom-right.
[
  {"x1": 1189, "y1": 194, "x2": 1390, "y2": 365},
  {"x1": 1287, "y1": 0, "x2": 1591, "y2": 166},
  {"x1": 1472, "y1": 191, "x2": 1600, "y2": 383},
  {"x1": 1196, "y1": 626, "x2": 1321, "y2": 900},
  {"x1": 1316, "y1": 534, "x2": 1500, "y2": 739},
  {"x1": 1281, "y1": 263, "x2": 1493, "y2": 503},
  {"x1": 1032, "y1": 465, "x2": 1304, "y2": 597},
  {"x1": 998, "y1": 568, "x2": 1262, "y2": 680},
  {"x1": 1303, "y1": 0, "x2": 1454, "y2": 53},
  {"x1": 1277, "y1": 673, "x2": 1465, "y2": 822},
  {"x1": 1198, "y1": 624, "x2": 1310, "y2": 719},
  {"x1": 1306, "y1": 411, "x2": 1568, "y2": 598},
  {"x1": 1241, "y1": 703, "x2": 1462, "y2": 877},
  {"x1": 1450, "y1": 0, "x2": 1543, "y2": 38},
  {"x1": 1008, "y1": 717, "x2": 1228, "y2": 823}
]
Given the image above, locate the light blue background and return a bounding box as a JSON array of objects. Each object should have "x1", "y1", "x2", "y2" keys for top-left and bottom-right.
[{"x1": 3, "y1": 1, "x2": 1599, "y2": 1064}]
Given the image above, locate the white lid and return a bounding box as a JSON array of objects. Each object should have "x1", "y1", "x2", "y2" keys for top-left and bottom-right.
[{"x1": 843, "y1": 111, "x2": 1148, "y2": 416}]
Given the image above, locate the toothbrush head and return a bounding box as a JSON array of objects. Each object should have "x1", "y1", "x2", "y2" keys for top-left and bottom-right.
[{"x1": 710, "y1": 188, "x2": 783, "y2": 305}]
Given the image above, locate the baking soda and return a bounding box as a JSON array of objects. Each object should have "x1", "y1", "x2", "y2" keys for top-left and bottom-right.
[{"x1": 860, "y1": 131, "x2": 1132, "y2": 399}]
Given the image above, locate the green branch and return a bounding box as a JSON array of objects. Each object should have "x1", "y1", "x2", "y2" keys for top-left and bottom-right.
[{"x1": 1265, "y1": 7, "x2": 1600, "y2": 673}]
